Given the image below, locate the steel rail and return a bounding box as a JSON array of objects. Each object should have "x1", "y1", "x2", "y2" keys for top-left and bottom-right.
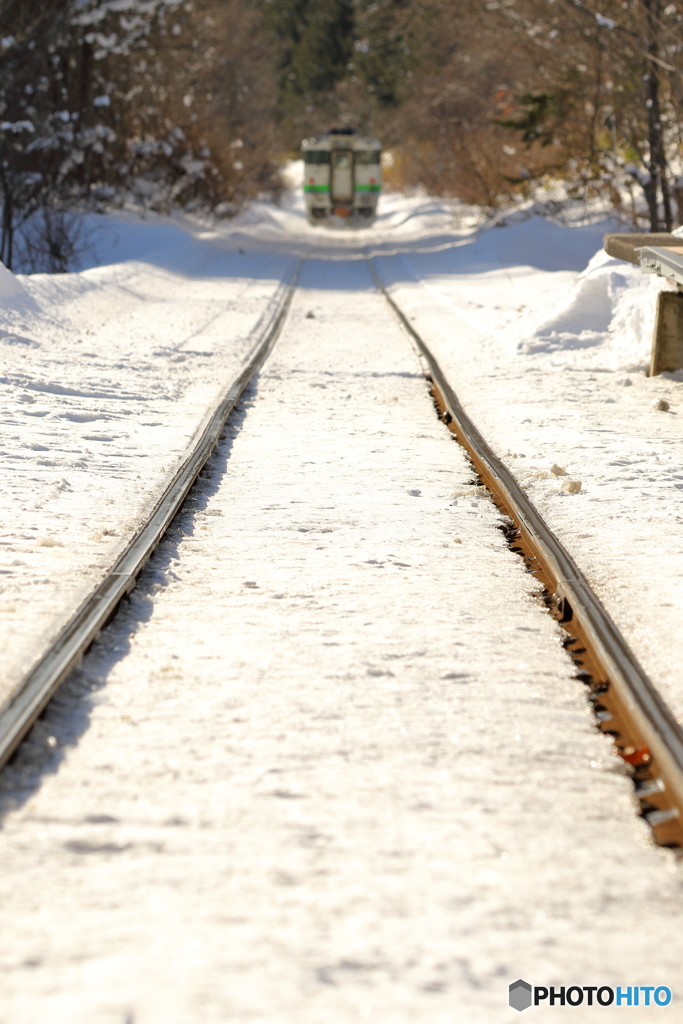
[
  {"x1": 0, "y1": 260, "x2": 302, "y2": 770},
  {"x1": 369, "y1": 257, "x2": 683, "y2": 846}
]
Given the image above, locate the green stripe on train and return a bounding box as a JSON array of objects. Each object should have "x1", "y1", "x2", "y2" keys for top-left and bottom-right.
[{"x1": 303, "y1": 184, "x2": 381, "y2": 193}]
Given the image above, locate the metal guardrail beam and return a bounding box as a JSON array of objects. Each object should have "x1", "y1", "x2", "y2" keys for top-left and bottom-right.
[{"x1": 639, "y1": 244, "x2": 683, "y2": 285}]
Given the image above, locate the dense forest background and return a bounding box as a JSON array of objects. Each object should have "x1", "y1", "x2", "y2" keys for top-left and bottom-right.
[{"x1": 2, "y1": 0, "x2": 683, "y2": 268}]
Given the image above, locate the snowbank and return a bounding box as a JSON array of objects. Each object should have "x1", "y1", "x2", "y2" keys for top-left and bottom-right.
[
  {"x1": 0, "y1": 259, "x2": 27, "y2": 302},
  {"x1": 524, "y1": 247, "x2": 668, "y2": 368}
]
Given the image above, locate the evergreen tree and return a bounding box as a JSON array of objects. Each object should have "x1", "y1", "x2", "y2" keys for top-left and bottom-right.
[
  {"x1": 287, "y1": 0, "x2": 354, "y2": 96},
  {"x1": 265, "y1": 0, "x2": 354, "y2": 128},
  {"x1": 352, "y1": 0, "x2": 415, "y2": 108}
]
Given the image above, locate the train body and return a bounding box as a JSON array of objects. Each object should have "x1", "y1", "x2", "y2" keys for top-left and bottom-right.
[{"x1": 302, "y1": 129, "x2": 381, "y2": 226}]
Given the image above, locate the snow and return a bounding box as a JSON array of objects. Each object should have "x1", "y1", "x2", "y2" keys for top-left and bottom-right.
[
  {"x1": 373, "y1": 220, "x2": 683, "y2": 726},
  {"x1": 2, "y1": 181, "x2": 683, "y2": 1019},
  {"x1": 0, "y1": 258, "x2": 30, "y2": 302},
  {"x1": 0, "y1": 235, "x2": 295, "y2": 704}
]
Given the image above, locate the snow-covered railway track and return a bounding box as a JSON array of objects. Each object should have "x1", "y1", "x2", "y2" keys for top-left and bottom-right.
[
  {"x1": 370, "y1": 259, "x2": 683, "y2": 848},
  {"x1": 6, "y1": 255, "x2": 683, "y2": 1015},
  {"x1": 4, "y1": 250, "x2": 683, "y2": 853},
  {"x1": 0, "y1": 262, "x2": 302, "y2": 772}
]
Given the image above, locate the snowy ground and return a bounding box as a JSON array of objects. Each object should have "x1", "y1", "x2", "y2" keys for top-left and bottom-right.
[
  {"x1": 374, "y1": 222, "x2": 683, "y2": 725},
  {"x1": 1, "y1": 174, "x2": 683, "y2": 1020},
  {"x1": 0, "y1": 236, "x2": 295, "y2": 703}
]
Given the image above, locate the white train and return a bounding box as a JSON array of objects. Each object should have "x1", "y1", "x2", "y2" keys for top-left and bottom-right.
[{"x1": 302, "y1": 128, "x2": 381, "y2": 226}]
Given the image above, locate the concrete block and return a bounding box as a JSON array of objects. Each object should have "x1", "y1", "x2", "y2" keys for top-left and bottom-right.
[
  {"x1": 650, "y1": 289, "x2": 683, "y2": 375},
  {"x1": 604, "y1": 233, "x2": 679, "y2": 265}
]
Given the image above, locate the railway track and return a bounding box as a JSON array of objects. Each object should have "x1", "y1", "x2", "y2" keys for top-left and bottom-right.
[
  {"x1": 0, "y1": 261, "x2": 301, "y2": 771},
  {"x1": 368, "y1": 259, "x2": 683, "y2": 849},
  {"x1": 3, "y1": 253, "x2": 683, "y2": 851}
]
